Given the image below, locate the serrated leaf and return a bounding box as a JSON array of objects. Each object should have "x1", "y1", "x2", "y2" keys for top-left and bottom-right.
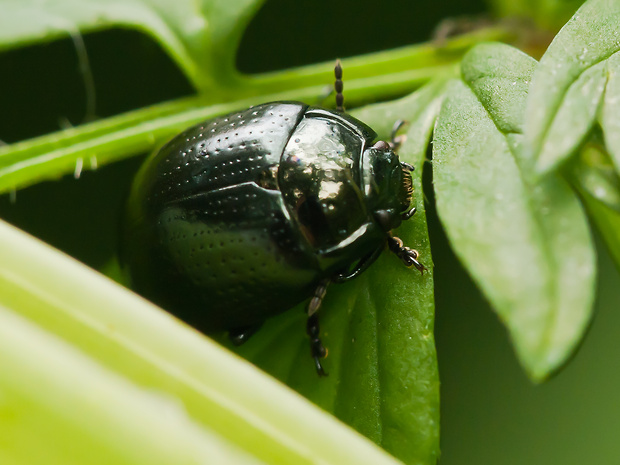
[
  {"x1": 433, "y1": 43, "x2": 596, "y2": 381},
  {"x1": 0, "y1": 219, "x2": 403, "y2": 465},
  {"x1": 222, "y1": 81, "x2": 447, "y2": 465},
  {"x1": 523, "y1": 0, "x2": 620, "y2": 176}
]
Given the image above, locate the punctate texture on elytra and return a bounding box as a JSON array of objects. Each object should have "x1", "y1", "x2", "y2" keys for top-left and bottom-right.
[{"x1": 121, "y1": 101, "x2": 414, "y2": 334}]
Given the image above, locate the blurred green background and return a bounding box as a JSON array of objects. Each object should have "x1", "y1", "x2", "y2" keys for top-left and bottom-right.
[{"x1": 1, "y1": 0, "x2": 619, "y2": 463}]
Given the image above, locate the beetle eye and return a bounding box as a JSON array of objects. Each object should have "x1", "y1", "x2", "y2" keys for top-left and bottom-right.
[
  {"x1": 371, "y1": 140, "x2": 390, "y2": 151},
  {"x1": 373, "y1": 209, "x2": 393, "y2": 231}
]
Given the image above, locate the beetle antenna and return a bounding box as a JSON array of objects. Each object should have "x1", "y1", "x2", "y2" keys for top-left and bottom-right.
[
  {"x1": 390, "y1": 119, "x2": 408, "y2": 151},
  {"x1": 335, "y1": 59, "x2": 344, "y2": 112}
]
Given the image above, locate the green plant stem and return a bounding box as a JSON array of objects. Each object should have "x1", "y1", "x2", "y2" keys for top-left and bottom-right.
[
  {"x1": 0, "y1": 27, "x2": 510, "y2": 194},
  {"x1": 234, "y1": 27, "x2": 510, "y2": 94}
]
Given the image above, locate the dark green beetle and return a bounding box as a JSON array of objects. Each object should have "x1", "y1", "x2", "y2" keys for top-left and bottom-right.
[{"x1": 121, "y1": 64, "x2": 424, "y2": 375}]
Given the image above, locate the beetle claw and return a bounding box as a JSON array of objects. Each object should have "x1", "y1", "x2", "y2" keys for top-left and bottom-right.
[
  {"x1": 403, "y1": 249, "x2": 427, "y2": 274},
  {"x1": 313, "y1": 355, "x2": 329, "y2": 377},
  {"x1": 387, "y1": 235, "x2": 427, "y2": 274},
  {"x1": 402, "y1": 206, "x2": 416, "y2": 220}
]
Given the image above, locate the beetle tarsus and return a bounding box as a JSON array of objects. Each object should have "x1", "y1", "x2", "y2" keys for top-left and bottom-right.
[
  {"x1": 307, "y1": 280, "x2": 330, "y2": 376},
  {"x1": 307, "y1": 280, "x2": 329, "y2": 316},
  {"x1": 388, "y1": 235, "x2": 427, "y2": 274},
  {"x1": 307, "y1": 314, "x2": 328, "y2": 377}
]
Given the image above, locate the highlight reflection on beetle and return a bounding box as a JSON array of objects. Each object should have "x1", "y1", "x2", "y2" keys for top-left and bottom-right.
[{"x1": 121, "y1": 63, "x2": 424, "y2": 375}]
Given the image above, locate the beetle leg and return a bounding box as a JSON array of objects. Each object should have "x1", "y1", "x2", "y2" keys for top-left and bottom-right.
[
  {"x1": 307, "y1": 279, "x2": 330, "y2": 376},
  {"x1": 387, "y1": 234, "x2": 427, "y2": 274},
  {"x1": 229, "y1": 324, "x2": 262, "y2": 346},
  {"x1": 401, "y1": 162, "x2": 415, "y2": 172},
  {"x1": 332, "y1": 246, "x2": 384, "y2": 283}
]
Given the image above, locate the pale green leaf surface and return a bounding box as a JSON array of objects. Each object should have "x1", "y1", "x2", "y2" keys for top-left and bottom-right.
[
  {"x1": 0, "y1": 306, "x2": 265, "y2": 465},
  {"x1": 536, "y1": 61, "x2": 607, "y2": 174},
  {"x1": 0, "y1": 219, "x2": 403, "y2": 465},
  {"x1": 224, "y1": 81, "x2": 447, "y2": 465},
  {"x1": 461, "y1": 42, "x2": 537, "y2": 134},
  {"x1": 523, "y1": 0, "x2": 620, "y2": 176},
  {"x1": 433, "y1": 43, "x2": 596, "y2": 380}
]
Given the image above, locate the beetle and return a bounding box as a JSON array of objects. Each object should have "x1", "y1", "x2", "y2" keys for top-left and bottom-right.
[{"x1": 120, "y1": 62, "x2": 424, "y2": 375}]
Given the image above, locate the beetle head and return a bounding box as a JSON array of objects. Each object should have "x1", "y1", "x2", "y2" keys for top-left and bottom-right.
[{"x1": 361, "y1": 140, "x2": 413, "y2": 232}]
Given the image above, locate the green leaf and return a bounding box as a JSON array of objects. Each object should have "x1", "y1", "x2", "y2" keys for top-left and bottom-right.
[
  {"x1": 487, "y1": 0, "x2": 583, "y2": 30},
  {"x1": 580, "y1": 196, "x2": 620, "y2": 272},
  {"x1": 222, "y1": 81, "x2": 447, "y2": 465},
  {"x1": 461, "y1": 43, "x2": 537, "y2": 134},
  {"x1": 569, "y1": 140, "x2": 620, "y2": 213},
  {"x1": 600, "y1": 52, "x2": 620, "y2": 174},
  {"x1": 523, "y1": 0, "x2": 620, "y2": 176},
  {"x1": 433, "y1": 43, "x2": 596, "y2": 381},
  {"x1": 0, "y1": 0, "x2": 265, "y2": 93},
  {"x1": 0, "y1": 219, "x2": 403, "y2": 465},
  {"x1": 567, "y1": 142, "x2": 620, "y2": 272}
]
